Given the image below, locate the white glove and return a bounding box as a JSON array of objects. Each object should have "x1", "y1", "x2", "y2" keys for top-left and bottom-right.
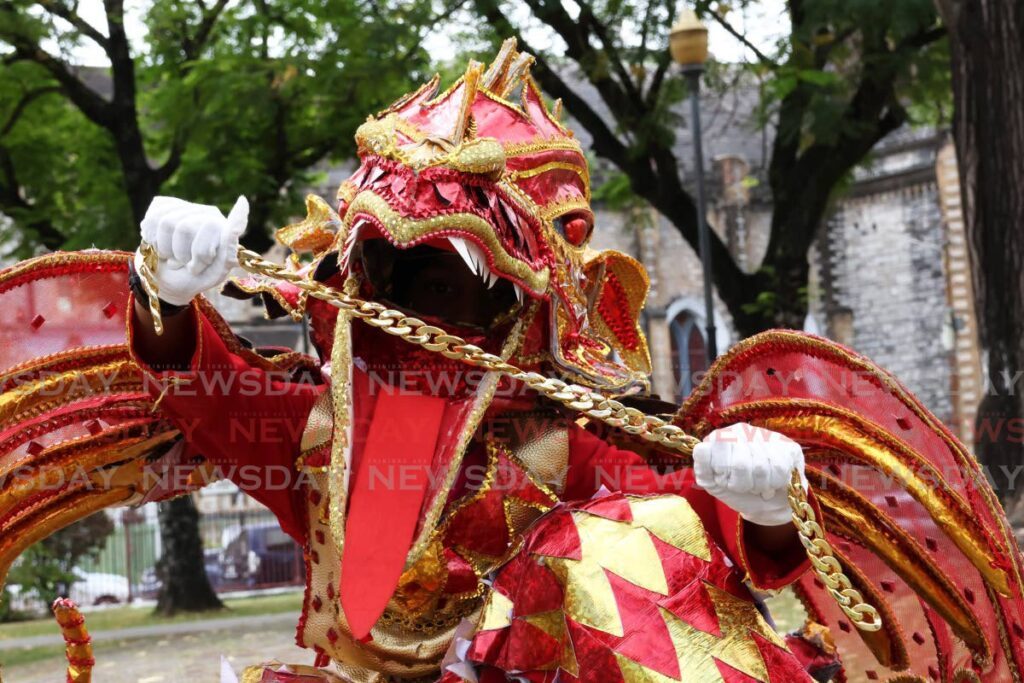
[
  {"x1": 693, "y1": 422, "x2": 807, "y2": 527},
  {"x1": 135, "y1": 195, "x2": 248, "y2": 306}
]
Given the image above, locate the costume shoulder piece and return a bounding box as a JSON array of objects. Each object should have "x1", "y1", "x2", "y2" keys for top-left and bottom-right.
[
  {"x1": 0, "y1": 251, "x2": 317, "y2": 588},
  {"x1": 676, "y1": 330, "x2": 1024, "y2": 681}
]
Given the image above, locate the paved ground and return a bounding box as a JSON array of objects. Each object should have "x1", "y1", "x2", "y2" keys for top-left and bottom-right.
[
  {"x1": 0, "y1": 612, "x2": 298, "y2": 651},
  {"x1": 2, "y1": 612, "x2": 311, "y2": 682}
]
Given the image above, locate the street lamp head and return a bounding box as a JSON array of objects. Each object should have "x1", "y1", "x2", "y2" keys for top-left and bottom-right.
[{"x1": 669, "y1": 9, "x2": 709, "y2": 67}]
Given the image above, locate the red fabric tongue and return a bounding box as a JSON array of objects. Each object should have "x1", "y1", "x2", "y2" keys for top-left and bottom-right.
[{"x1": 340, "y1": 389, "x2": 447, "y2": 640}]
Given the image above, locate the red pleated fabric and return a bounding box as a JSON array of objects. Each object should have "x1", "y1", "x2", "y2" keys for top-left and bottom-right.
[{"x1": 340, "y1": 389, "x2": 447, "y2": 639}]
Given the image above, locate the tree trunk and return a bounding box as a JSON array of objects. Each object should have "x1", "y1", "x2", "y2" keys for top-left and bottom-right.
[
  {"x1": 127, "y1": 171, "x2": 223, "y2": 614},
  {"x1": 938, "y1": 0, "x2": 1024, "y2": 505},
  {"x1": 154, "y1": 495, "x2": 223, "y2": 615},
  {"x1": 244, "y1": 191, "x2": 280, "y2": 254}
]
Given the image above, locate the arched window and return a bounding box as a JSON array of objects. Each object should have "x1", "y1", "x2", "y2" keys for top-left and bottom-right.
[{"x1": 669, "y1": 311, "x2": 708, "y2": 401}]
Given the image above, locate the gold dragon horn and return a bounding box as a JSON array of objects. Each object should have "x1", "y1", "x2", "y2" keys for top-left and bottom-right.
[
  {"x1": 452, "y1": 61, "x2": 483, "y2": 144},
  {"x1": 482, "y1": 38, "x2": 519, "y2": 92}
]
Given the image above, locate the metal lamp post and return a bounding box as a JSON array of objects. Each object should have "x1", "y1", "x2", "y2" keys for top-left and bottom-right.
[{"x1": 669, "y1": 10, "x2": 717, "y2": 362}]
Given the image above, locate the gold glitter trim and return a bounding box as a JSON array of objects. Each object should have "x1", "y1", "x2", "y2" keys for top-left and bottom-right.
[
  {"x1": 327, "y1": 297, "x2": 354, "y2": 553},
  {"x1": 276, "y1": 194, "x2": 341, "y2": 254},
  {"x1": 344, "y1": 190, "x2": 549, "y2": 294}
]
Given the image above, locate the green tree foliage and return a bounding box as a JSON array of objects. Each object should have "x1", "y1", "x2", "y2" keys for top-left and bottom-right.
[
  {"x1": 0, "y1": 0, "x2": 443, "y2": 254},
  {"x1": 0, "y1": 0, "x2": 446, "y2": 614},
  {"x1": 6, "y1": 513, "x2": 114, "y2": 614},
  {"x1": 0, "y1": 64, "x2": 129, "y2": 253},
  {"x1": 471, "y1": 0, "x2": 951, "y2": 335}
]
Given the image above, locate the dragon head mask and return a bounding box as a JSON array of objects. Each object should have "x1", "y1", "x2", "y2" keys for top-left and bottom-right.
[{"x1": 272, "y1": 39, "x2": 652, "y2": 395}]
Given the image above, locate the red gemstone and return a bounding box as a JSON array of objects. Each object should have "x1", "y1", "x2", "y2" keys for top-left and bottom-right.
[
  {"x1": 309, "y1": 490, "x2": 322, "y2": 505},
  {"x1": 312, "y1": 596, "x2": 323, "y2": 612},
  {"x1": 326, "y1": 628, "x2": 339, "y2": 643},
  {"x1": 925, "y1": 537, "x2": 939, "y2": 551},
  {"x1": 326, "y1": 582, "x2": 335, "y2": 599},
  {"x1": 30, "y1": 314, "x2": 45, "y2": 330},
  {"x1": 563, "y1": 217, "x2": 590, "y2": 246},
  {"x1": 964, "y1": 587, "x2": 975, "y2": 604},
  {"x1": 912, "y1": 632, "x2": 926, "y2": 645},
  {"x1": 315, "y1": 530, "x2": 326, "y2": 545},
  {"x1": 885, "y1": 495, "x2": 898, "y2": 508},
  {"x1": 26, "y1": 441, "x2": 44, "y2": 456},
  {"x1": 838, "y1": 621, "x2": 851, "y2": 633},
  {"x1": 895, "y1": 416, "x2": 912, "y2": 430},
  {"x1": 102, "y1": 301, "x2": 118, "y2": 319},
  {"x1": 866, "y1": 672, "x2": 878, "y2": 681},
  {"x1": 84, "y1": 420, "x2": 103, "y2": 436},
  {"x1": 880, "y1": 580, "x2": 895, "y2": 593}
]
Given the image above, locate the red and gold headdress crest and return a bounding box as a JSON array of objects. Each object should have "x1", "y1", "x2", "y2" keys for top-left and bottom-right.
[{"x1": 276, "y1": 39, "x2": 652, "y2": 393}]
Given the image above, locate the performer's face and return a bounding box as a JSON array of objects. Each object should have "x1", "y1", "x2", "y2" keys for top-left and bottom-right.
[{"x1": 359, "y1": 239, "x2": 518, "y2": 330}]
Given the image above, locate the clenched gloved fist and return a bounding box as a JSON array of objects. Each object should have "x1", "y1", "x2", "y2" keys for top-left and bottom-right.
[
  {"x1": 135, "y1": 195, "x2": 248, "y2": 306},
  {"x1": 693, "y1": 422, "x2": 807, "y2": 527}
]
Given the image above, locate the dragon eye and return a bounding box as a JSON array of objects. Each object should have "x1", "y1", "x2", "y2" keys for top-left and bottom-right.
[{"x1": 555, "y1": 214, "x2": 593, "y2": 247}]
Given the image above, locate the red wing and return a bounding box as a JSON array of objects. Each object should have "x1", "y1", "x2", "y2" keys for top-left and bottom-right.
[
  {"x1": 0, "y1": 251, "x2": 317, "y2": 589},
  {"x1": 675, "y1": 330, "x2": 1024, "y2": 682}
]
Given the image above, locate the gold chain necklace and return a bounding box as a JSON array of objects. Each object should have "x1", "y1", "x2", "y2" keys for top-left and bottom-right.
[{"x1": 137, "y1": 241, "x2": 881, "y2": 633}]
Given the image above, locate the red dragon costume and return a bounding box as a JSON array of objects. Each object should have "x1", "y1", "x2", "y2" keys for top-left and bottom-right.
[{"x1": 1, "y1": 40, "x2": 1024, "y2": 683}]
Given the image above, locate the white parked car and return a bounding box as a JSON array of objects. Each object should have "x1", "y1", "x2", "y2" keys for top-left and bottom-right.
[
  {"x1": 68, "y1": 567, "x2": 131, "y2": 606},
  {"x1": 5, "y1": 568, "x2": 131, "y2": 612}
]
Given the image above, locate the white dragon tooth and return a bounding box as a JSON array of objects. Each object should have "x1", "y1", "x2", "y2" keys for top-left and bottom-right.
[
  {"x1": 487, "y1": 269, "x2": 498, "y2": 289},
  {"x1": 341, "y1": 222, "x2": 364, "y2": 266},
  {"x1": 345, "y1": 219, "x2": 365, "y2": 245},
  {"x1": 513, "y1": 283, "x2": 524, "y2": 304},
  {"x1": 352, "y1": 223, "x2": 364, "y2": 244},
  {"x1": 475, "y1": 255, "x2": 491, "y2": 285},
  {"x1": 449, "y1": 237, "x2": 477, "y2": 274},
  {"x1": 450, "y1": 236, "x2": 495, "y2": 287},
  {"x1": 468, "y1": 241, "x2": 487, "y2": 277}
]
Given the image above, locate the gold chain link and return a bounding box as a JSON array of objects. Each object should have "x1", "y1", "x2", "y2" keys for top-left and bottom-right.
[
  {"x1": 231, "y1": 247, "x2": 703, "y2": 457},
  {"x1": 136, "y1": 242, "x2": 882, "y2": 633},
  {"x1": 788, "y1": 471, "x2": 882, "y2": 631},
  {"x1": 137, "y1": 243, "x2": 165, "y2": 336}
]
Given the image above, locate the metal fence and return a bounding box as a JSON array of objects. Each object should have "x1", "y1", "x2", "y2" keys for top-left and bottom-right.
[{"x1": 15, "y1": 503, "x2": 305, "y2": 610}]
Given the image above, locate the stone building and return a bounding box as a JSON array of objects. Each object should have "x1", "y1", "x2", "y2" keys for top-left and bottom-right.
[{"x1": 587, "y1": 103, "x2": 982, "y2": 440}]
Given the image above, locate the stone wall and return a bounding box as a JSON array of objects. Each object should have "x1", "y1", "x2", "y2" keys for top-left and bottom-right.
[
  {"x1": 589, "y1": 205, "x2": 735, "y2": 402},
  {"x1": 816, "y1": 183, "x2": 954, "y2": 424}
]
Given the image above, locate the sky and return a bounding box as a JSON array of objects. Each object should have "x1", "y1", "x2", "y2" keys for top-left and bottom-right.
[{"x1": 65, "y1": 0, "x2": 788, "y2": 68}]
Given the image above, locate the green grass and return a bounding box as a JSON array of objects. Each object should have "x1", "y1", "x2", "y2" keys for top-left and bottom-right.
[
  {"x1": 0, "y1": 643, "x2": 65, "y2": 668},
  {"x1": 0, "y1": 591, "x2": 302, "y2": 641}
]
